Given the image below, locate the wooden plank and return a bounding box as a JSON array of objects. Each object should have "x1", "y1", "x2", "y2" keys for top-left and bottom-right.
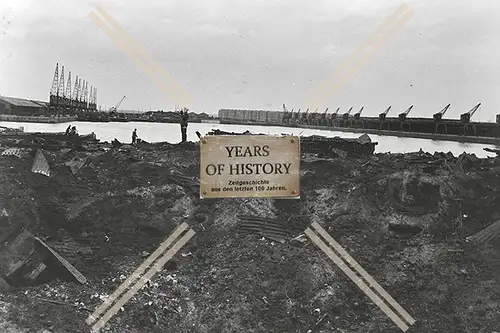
[{"x1": 34, "y1": 237, "x2": 87, "y2": 284}]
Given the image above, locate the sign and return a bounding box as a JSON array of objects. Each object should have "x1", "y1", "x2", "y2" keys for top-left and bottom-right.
[{"x1": 200, "y1": 135, "x2": 300, "y2": 199}]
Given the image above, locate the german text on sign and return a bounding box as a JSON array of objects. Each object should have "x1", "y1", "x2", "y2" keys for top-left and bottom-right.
[{"x1": 200, "y1": 135, "x2": 300, "y2": 199}]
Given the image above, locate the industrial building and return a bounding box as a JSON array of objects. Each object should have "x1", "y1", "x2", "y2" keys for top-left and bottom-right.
[{"x1": 0, "y1": 96, "x2": 48, "y2": 116}]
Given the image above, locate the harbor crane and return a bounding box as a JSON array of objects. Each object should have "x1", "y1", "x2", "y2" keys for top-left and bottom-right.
[
  {"x1": 460, "y1": 103, "x2": 481, "y2": 123},
  {"x1": 323, "y1": 108, "x2": 329, "y2": 114},
  {"x1": 109, "y1": 95, "x2": 126, "y2": 112},
  {"x1": 379, "y1": 106, "x2": 392, "y2": 120},
  {"x1": 283, "y1": 103, "x2": 288, "y2": 113},
  {"x1": 433, "y1": 103, "x2": 451, "y2": 122},
  {"x1": 301, "y1": 108, "x2": 309, "y2": 121},
  {"x1": 343, "y1": 106, "x2": 353, "y2": 119},
  {"x1": 353, "y1": 106, "x2": 364, "y2": 120},
  {"x1": 331, "y1": 107, "x2": 340, "y2": 118},
  {"x1": 398, "y1": 105, "x2": 413, "y2": 121}
]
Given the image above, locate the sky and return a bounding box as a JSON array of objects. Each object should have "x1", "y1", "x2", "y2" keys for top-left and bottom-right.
[{"x1": 0, "y1": 0, "x2": 499, "y2": 120}]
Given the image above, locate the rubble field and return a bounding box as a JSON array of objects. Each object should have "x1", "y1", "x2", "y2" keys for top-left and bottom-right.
[{"x1": 0, "y1": 139, "x2": 499, "y2": 333}]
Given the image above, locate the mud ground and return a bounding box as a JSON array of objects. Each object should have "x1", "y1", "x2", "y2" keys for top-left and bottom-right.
[{"x1": 0, "y1": 140, "x2": 499, "y2": 333}]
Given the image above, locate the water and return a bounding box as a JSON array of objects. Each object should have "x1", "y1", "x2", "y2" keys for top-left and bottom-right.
[{"x1": 0, "y1": 121, "x2": 497, "y2": 158}]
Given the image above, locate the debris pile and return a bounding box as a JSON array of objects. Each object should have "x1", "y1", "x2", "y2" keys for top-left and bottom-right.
[
  {"x1": 205, "y1": 130, "x2": 378, "y2": 157},
  {"x1": 300, "y1": 134, "x2": 377, "y2": 157},
  {"x1": 0, "y1": 135, "x2": 499, "y2": 332}
]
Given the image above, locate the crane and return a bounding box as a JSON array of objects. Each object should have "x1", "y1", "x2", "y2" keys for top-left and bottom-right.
[
  {"x1": 323, "y1": 108, "x2": 329, "y2": 114},
  {"x1": 331, "y1": 107, "x2": 340, "y2": 118},
  {"x1": 460, "y1": 103, "x2": 481, "y2": 123},
  {"x1": 379, "y1": 106, "x2": 391, "y2": 120},
  {"x1": 398, "y1": 105, "x2": 413, "y2": 121},
  {"x1": 109, "y1": 95, "x2": 126, "y2": 112},
  {"x1": 353, "y1": 106, "x2": 364, "y2": 120},
  {"x1": 301, "y1": 108, "x2": 309, "y2": 121},
  {"x1": 343, "y1": 106, "x2": 353, "y2": 119},
  {"x1": 433, "y1": 103, "x2": 451, "y2": 122}
]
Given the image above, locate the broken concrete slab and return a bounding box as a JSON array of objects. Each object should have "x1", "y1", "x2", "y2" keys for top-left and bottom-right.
[
  {"x1": 356, "y1": 133, "x2": 372, "y2": 144},
  {"x1": 64, "y1": 156, "x2": 88, "y2": 175},
  {"x1": 0, "y1": 228, "x2": 48, "y2": 286},
  {"x1": 0, "y1": 226, "x2": 87, "y2": 287},
  {"x1": 331, "y1": 147, "x2": 348, "y2": 158}
]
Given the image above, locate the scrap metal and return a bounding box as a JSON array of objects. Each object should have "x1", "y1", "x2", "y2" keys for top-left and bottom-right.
[
  {"x1": 31, "y1": 149, "x2": 51, "y2": 177},
  {"x1": 237, "y1": 215, "x2": 289, "y2": 243}
]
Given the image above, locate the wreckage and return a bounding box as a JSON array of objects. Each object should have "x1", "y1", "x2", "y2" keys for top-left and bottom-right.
[
  {"x1": 299, "y1": 133, "x2": 377, "y2": 157},
  {"x1": 205, "y1": 129, "x2": 378, "y2": 157},
  {"x1": 1, "y1": 128, "x2": 500, "y2": 332},
  {"x1": 0, "y1": 131, "x2": 98, "y2": 150}
]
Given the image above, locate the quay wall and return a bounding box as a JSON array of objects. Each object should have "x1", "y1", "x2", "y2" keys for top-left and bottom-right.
[{"x1": 0, "y1": 115, "x2": 77, "y2": 124}]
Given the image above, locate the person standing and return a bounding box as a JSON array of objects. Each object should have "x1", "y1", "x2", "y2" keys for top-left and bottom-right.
[
  {"x1": 132, "y1": 128, "x2": 138, "y2": 145},
  {"x1": 180, "y1": 108, "x2": 189, "y2": 142}
]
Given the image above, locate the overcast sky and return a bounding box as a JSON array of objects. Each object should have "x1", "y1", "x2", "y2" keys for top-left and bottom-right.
[{"x1": 0, "y1": 0, "x2": 499, "y2": 120}]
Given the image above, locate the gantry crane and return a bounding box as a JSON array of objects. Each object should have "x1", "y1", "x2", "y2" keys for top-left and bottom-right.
[
  {"x1": 398, "y1": 105, "x2": 413, "y2": 121},
  {"x1": 109, "y1": 95, "x2": 126, "y2": 112},
  {"x1": 460, "y1": 103, "x2": 481, "y2": 123},
  {"x1": 379, "y1": 106, "x2": 391, "y2": 120},
  {"x1": 433, "y1": 103, "x2": 451, "y2": 122}
]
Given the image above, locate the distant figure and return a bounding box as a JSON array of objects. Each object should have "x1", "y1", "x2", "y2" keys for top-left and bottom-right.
[
  {"x1": 180, "y1": 108, "x2": 189, "y2": 142},
  {"x1": 69, "y1": 126, "x2": 78, "y2": 136},
  {"x1": 65, "y1": 125, "x2": 71, "y2": 135},
  {"x1": 132, "y1": 128, "x2": 138, "y2": 145}
]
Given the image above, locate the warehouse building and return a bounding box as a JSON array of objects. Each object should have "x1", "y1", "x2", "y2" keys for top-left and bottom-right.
[
  {"x1": 218, "y1": 109, "x2": 285, "y2": 125},
  {"x1": 0, "y1": 96, "x2": 48, "y2": 116}
]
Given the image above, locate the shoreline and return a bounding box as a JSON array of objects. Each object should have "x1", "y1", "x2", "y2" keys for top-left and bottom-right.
[
  {"x1": 219, "y1": 120, "x2": 500, "y2": 145},
  {"x1": 0, "y1": 115, "x2": 78, "y2": 123}
]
